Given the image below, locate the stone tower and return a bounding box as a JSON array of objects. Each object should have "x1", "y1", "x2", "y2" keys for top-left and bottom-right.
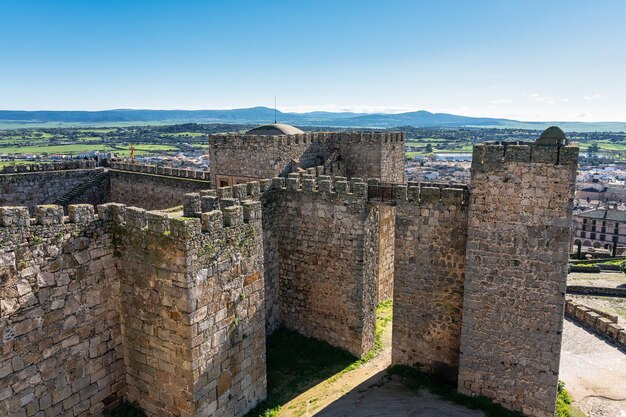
[{"x1": 457, "y1": 127, "x2": 579, "y2": 417}]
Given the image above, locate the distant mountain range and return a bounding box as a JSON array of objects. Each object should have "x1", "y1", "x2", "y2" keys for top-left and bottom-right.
[{"x1": 0, "y1": 107, "x2": 624, "y2": 132}]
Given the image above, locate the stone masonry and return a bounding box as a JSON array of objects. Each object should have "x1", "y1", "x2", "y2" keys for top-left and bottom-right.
[
  {"x1": 457, "y1": 136, "x2": 578, "y2": 417},
  {"x1": 0, "y1": 194, "x2": 265, "y2": 417},
  {"x1": 209, "y1": 131, "x2": 405, "y2": 186},
  {"x1": 0, "y1": 163, "x2": 106, "y2": 211},
  {"x1": 392, "y1": 184, "x2": 469, "y2": 381},
  {"x1": 0, "y1": 126, "x2": 579, "y2": 417},
  {"x1": 267, "y1": 175, "x2": 378, "y2": 357}
]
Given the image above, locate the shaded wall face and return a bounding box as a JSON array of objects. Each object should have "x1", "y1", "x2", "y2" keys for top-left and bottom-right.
[
  {"x1": 0, "y1": 169, "x2": 109, "y2": 212},
  {"x1": 376, "y1": 204, "x2": 395, "y2": 303},
  {"x1": 261, "y1": 191, "x2": 281, "y2": 334},
  {"x1": 458, "y1": 143, "x2": 578, "y2": 417},
  {"x1": 0, "y1": 218, "x2": 125, "y2": 417},
  {"x1": 338, "y1": 140, "x2": 383, "y2": 180},
  {"x1": 108, "y1": 171, "x2": 211, "y2": 210},
  {"x1": 117, "y1": 221, "x2": 194, "y2": 417},
  {"x1": 271, "y1": 185, "x2": 376, "y2": 357},
  {"x1": 392, "y1": 187, "x2": 468, "y2": 380}
]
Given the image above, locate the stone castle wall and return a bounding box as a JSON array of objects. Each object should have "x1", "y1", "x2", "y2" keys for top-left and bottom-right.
[
  {"x1": 0, "y1": 195, "x2": 266, "y2": 417},
  {"x1": 100, "y1": 196, "x2": 265, "y2": 417},
  {"x1": 267, "y1": 175, "x2": 377, "y2": 357},
  {"x1": 182, "y1": 197, "x2": 266, "y2": 417},
  {"x1": 457, "y1": 141, "x2": 578, "y2": 417},
  {"x1": 0, "y1": 128, "x2": 579, "y2": 417},
  {"x1": 209, "y1": 131, "x2": 404, "y2": 186},
  {"x1": 0, "y1": 165, "x2": 108, "y2": 211},
  {"x1": 108, "y1": 166, "x2": 211, "y2": 211},
  {"x1": 0, "y1": 204, "x2": 125, "y2": 417},
  {"x1": 391, "y1": 184, "x2": 469, "y2": 380},
  {"x1": 209, "y1": 134, "x2": 333, "y2": 185}
]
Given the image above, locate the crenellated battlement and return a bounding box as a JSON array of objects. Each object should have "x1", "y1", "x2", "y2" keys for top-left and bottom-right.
[
  {"x1": 110, "y1": 161, "x2": 210, "y2": 181},
  {"x1": 0, "y1": 160, "x2": 97, "y2": 174},
  {"x1": 0, "y1": 203, "x2": 99, "y2": 227},
  {"x1": 208, "y1": 131, "x2": 404, "y2": 147},
  {"x1": 394, "y1": 183, "x2": 469, "y2": 207},
  {"x1": 270, "y1": 174, "x2": 369, "y2": 199},
  {"x1": 471, "y1": 140, "x2": 579, "y2": 171},
  {"x1": 97, "y1": 200, "x2": 261, "y2": 239}
]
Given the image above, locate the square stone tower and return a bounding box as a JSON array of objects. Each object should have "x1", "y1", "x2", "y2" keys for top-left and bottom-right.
[{"x1": 458, "y1": 127, "x2": 579, "y2": 417}]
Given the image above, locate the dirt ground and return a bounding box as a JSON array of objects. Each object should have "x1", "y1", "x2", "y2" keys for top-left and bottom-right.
[
  {"x1": 568, "y1": 271, "x2": 626, "y2": 289},
  {"x1": 570, "y1": 295, "x2": 626, "y2": 325},
  {"x1": 560, "y1": 319, "x2": 626, "y2": 417}
]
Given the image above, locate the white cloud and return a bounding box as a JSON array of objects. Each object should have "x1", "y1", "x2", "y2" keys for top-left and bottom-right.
[
  {"x1": 583, "y1": 94, "x2": 602, "y2": 100},
  {"x1": 491, "y1": 99, "x2": 512, "y2": 105}
]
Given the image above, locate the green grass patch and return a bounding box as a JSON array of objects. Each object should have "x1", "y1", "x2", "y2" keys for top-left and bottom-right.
[
  {"x1": 556, "y1": 381, "x2": 586, "y2": 417},
  {"x1": 0, "y1": 143, "x2": 105, "y2": 154}
]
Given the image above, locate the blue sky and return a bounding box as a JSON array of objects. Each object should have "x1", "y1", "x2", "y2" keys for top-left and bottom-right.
[{"x1": 1, "y1": 0, "x2": 625, "y2": 121}]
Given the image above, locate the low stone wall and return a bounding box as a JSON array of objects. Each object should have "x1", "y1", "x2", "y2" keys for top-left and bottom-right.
[
  {"x1": 0, "y1": 166, "x2": 108, "y2": 211},
  {"x1": 108, "y1": 169, "x2": 211, "y2": 211},
  {"x1": 109, "y1": 162, "x2": 210, "y2": 181},
  {"x1": 565, "y1": 299, "x2": 626, "y2": 348},
  {"x1": 1, "y1": 160, "x2": 97, "y2": 174}
]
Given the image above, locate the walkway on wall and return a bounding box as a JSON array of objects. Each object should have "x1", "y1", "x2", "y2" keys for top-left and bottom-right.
[{"x1": 560, "y1": 319, "x2": 626, "y2": 417}]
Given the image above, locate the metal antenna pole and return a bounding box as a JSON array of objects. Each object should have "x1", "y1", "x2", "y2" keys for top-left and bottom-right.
[{"x1": 274, "y1": 95, "x2": 277, "y2": 124}]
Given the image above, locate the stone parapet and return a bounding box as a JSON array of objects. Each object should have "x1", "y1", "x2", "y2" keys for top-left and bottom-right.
[
  {"x1": 471, "y1": 141, "x2": 579, "y2": 172},
  {"x1": 0, "y1": 159, "x2": 97, "y2": 174},
  {"x1": 270, "y1": 175, "x2": 369, "y2": 199},
  {"x1": 0, "y1": 204, "x2": 98, "y2": 227},
  {"x1": 109, "y1": 162, "x2": 210, "y2": 181},
  {"x1": 209, "y1": 131, "x2": 404, "y2": 146}
]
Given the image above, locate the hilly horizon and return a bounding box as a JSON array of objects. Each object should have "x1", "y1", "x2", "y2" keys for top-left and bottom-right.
[{"x1": 0, "y1": 107, "x2": 625, "y2": 132}]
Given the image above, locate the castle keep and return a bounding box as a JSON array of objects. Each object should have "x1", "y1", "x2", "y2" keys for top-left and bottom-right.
[{"x1": 0, "y1": 125, "x2": 578, "y2": 417}]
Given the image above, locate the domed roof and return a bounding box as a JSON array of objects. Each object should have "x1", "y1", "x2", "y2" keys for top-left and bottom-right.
[
  {"x1": 537, "y1": 126, "x2": 567, "y2": 145},
  {"x1": 246, "y1": 123, "x2": 304, "y2": 136}
]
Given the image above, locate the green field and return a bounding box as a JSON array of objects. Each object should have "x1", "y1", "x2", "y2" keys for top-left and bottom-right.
[{"x1": 0, "y1": 143, "x2": 178, "y2": 156}]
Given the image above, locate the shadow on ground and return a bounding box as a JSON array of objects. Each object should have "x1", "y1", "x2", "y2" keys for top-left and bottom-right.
[{"x1": 314, "y1": 370, "x2": 487, "y2": 417}]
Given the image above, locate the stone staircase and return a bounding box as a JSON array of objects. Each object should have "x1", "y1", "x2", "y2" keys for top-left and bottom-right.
[{"x1": 53, "y1": 171, "x2": 109, "y2": 207}]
